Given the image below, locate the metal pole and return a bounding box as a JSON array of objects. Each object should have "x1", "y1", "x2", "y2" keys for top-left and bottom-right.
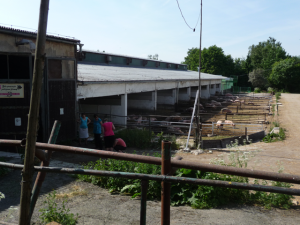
[
  {"x1": 185, "y1": 90, "x2": 199, "y2": 150},
  {"x1": 148, "y1": 116, "x2": 151, "y2": 141},
  {"x1": 161, "y1": 140, "x2": 171, "y2": 225},
  {"x1": 19, "y1": 1, "x2": 49, "y2": 224},
  {"x1": 140, "y1": 180, "x2": 149, "y2": 225},
  {"x1": 245, "y1": 127, "x2": 247, "y2": 137},
  {"x1": 3, "y1": 140, "x2": 300, "y2": 184},
  {"x1": 196, "y1": 0, "x2": 203, "y2": 148},
  {"x1": 2, "y1": 162, "x2": 300, "y2": 196},
  {"x1": 30, "y1": 121, "x2": 61, "y2": 218}
]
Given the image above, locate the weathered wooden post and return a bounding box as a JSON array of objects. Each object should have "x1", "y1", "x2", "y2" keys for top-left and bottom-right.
[
  {"x1": 19, "y1": 0, "x2": 50, "y2": 224},
  {"x1": 30, "y1": 121, "x2": 61, "y2": 218},
  {"x1": 161, "y1": 140, "x2": 171, "y2": 225}
]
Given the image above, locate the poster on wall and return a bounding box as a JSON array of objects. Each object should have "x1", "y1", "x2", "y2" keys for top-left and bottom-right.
[{"x1": 0, "y1": 83, "x2": 24, "y2": 98}]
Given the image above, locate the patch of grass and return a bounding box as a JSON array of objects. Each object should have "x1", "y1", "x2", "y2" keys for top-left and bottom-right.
[
  {"x1": 39, "y1": 190, "x2": 78, "y2": 224},
  {"x1": 78, "y1": 148, "x2": 293, "y2": 209},
  {"x1": 263, "y1": 121, "x2": 286, "y2": 143},
  {"x1": 55, "y1": 185, "x2": 87, "y2": 199}
]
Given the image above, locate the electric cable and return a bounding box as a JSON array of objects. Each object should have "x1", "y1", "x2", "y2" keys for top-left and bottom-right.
[{"x1": 176, "y1": 0, "x2": 201, "y2": 32}]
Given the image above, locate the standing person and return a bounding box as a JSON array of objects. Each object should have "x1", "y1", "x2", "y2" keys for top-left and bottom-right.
[
  {"x1": 93, "y1": 114, "x2": 103, "y2": 150},
  {"x1": 77, "y1": 113, "x2": 91, "y2": 146},
  {"x1": 102, "y1": 118, "x2": 115, "y2": 151},
  {"x1": 113, "y1": 138, "x2": 126, "y2": 153}
]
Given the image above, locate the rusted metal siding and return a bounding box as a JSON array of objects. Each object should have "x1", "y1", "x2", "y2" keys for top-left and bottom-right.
[
  {"x1": 48, "y1": 80, "x2": 76, "y2": 142},
  {"x1": 0, "y1": 33, "x2": 75, "y2": 58}
]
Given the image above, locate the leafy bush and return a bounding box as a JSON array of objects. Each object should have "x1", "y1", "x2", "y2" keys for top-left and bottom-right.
[
  {"x1": 39, "y1": 191, "x2": 78, "y2": 224},
  {"x1": 275, "y1": 92, "x2": 281, "y2": 101},
  {"x1": 254, "y1": 87, "x2": 261, "y2": 93},
  {"x1": 78, "y1": 148, "x2": 293, "y2": 209},
  {"x1": 0, "y1": 192, "x2": 4, "y2": 201},
  {"x1": 267, "y1": 87, "x2": 274, "y2": 93}
]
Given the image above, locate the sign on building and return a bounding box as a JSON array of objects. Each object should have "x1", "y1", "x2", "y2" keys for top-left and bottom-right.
[{"x1": 0, "y1": 83, "x2": 24, "y2": 98}]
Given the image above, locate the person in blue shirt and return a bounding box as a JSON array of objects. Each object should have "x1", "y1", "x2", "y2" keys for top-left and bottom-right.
[
  {"x1": 77, "y1": 113, "x2": 91, "y2": 146},
  {"x1": 93, "y1": 114, "x2": 103, "y2": 149}
]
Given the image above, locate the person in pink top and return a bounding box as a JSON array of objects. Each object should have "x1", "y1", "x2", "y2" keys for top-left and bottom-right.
[
  {"x1": 113, "y1": 138, "x2": 126, "y2": 153},
  {"x1": 102, "y1": 118, "x2": 115, "y2": 151}
]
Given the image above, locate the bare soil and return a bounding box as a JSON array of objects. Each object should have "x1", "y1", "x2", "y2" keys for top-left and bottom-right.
[{"x1": 1, "y1": 93, "x2": 300, "y2": 224}]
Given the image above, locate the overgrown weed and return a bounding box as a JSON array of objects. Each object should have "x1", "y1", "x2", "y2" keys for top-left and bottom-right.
[
  {"x1": 78, "y1": 141, "x2": 293, "y2": 209},
  {"x1": 39, "y1": 190, "x2": 78, "y2": 224}
]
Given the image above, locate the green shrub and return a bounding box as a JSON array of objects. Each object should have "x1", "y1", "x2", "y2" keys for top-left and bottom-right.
[
  {"x1": 78, "y1": 148, "x2": 293, "y2": 209},
  {"x1": 273, "y1": 121, "x2": 280, "y2": 127},
  {"x1": 114, "y1": 129, "x2": 179, "y2": 150},
  {"x1": 39, "y1": 191, "x2": 78, "y2": 224},
  {"x1": 115, "y1": 128, "x2": 153, "y2": 149},
  {"x1": 254, "y1": 87, "x2": 261, "y2": 93},
  {"x1": 267, "y1": 87, "x2": 274, "y2": 93},
  {"x1": 275, "y1": 92, "x2": 281, "y2": 101}
]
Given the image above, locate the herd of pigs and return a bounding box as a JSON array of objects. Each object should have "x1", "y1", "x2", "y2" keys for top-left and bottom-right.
[{"x1": 126, "y1": 93, "x2": 269, "y2": 135}]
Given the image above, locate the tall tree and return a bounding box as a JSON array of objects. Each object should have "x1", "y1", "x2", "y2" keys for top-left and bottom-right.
[
  {"x1": 248, "y1": 69, "x2": 269, "y2": 89},
  {"x1": 269, "y1": 58, "x2": 300, "y2": 92},
  {"x1": 248, "y1": 37, "x2": 287, "y2": 74},
  {"x1": 183, "y1": 45, "x2": 235, "y2": 77}
]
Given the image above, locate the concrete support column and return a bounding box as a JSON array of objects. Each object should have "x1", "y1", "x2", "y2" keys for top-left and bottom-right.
[
  {"x1": 157, "y1": 89, "x2": 176, "y2": 105},
  {"x1": 120, "y1": 94, "x2": 127, "y2": 125},
  {"x1": 153, "y1": 90, "x2": 157, "y2": 111}
]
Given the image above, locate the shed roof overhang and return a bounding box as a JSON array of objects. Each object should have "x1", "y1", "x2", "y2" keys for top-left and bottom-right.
[{"x1": 77, "y1": 62, "x2": 225, "y2": 99}]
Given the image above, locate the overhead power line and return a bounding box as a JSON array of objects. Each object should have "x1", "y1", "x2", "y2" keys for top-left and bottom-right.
[{"x1": 176, "y1": 0, "x2": 200, "y2": 32}]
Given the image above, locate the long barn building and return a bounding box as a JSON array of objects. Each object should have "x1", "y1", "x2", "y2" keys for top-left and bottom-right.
[
  {"x1": 0, "y1": 25, "x2": 226, "y2": 144},
  {"x1": 77, "y1": 50, "x2": 226, "y2": 125}
]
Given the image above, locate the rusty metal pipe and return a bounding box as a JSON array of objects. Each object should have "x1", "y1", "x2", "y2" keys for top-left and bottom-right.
[
  {"x1": 1, "y1": 162, "x2": 300, "y2": 196},
  {"x1": 1, "y1": 139, "x2": 300, "y2": 184},
  {"x1": 161, "y1": 141, "x2": 171, "y2": 225}
]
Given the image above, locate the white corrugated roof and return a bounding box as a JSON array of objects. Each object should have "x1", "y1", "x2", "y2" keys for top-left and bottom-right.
[{"x1": 78, "y1": 62, "x2": 226, "y2": 83}]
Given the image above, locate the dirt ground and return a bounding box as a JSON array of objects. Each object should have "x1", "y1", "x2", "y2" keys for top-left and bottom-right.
[{"x1": 1, "y1": 93, "x2": 300, "y2": 224}]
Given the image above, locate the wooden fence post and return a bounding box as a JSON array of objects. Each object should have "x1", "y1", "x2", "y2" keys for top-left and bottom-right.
[{"x1": 19, "y1": 1, "x2": 50, "y2": 224}]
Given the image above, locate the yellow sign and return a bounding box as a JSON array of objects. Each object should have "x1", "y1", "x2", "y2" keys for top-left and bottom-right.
[{"x1": 0, "y1": 83, "x2": 24, "y2": 98}]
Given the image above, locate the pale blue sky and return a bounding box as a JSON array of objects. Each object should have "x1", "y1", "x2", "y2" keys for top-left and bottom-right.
[{"x1": 0, "y1": 0, "x2": 299, "y2": 63}]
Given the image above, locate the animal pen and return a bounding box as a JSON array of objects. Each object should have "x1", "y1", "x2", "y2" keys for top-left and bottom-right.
[
  {"x1": 1, "y1": 119, "x2": 300, "y2": 225},
  {"x1": 79, "y1": 93, "x2": 272, "y2": 149}
]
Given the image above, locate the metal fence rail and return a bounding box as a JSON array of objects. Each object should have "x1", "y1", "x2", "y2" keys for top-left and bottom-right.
[{"x1": 1, "y1": 138, "x2": 299, "y2": 225}]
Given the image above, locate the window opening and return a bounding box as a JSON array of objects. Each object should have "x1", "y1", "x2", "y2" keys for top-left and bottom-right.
[
  {"x1": 0, "y1": 54, "x2": 8, "y2": 79},
  {"x1": 8, "y1": 55, "x2": 30, "y2": 79}
]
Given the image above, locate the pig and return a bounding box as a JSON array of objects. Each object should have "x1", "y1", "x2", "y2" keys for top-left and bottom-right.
[
  {"x1": 137, "y1": 115, "x2": 143, "y2": 124},
  {"x1": 216, "y1": 120, "x2": 223, "y2": 129},
  {"x1": 221, "y1": 108, "x2": 232, "y2": 114},
  {"x1": 224, "y1": 120, "x2": 235, "y2": 127}
]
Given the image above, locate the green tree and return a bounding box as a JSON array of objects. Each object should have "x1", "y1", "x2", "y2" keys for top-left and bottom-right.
[
  {"x1": 269, "y1": 58, "x2": 300, "y2": 92},
  {"x1": 248, "y1": 37, "x2": 287, "y2": 75},
  {"x1": 233, "y1": 57, "x2": 252, "y2": 87},
  {"x1": 248, "y1": 69, "x2": 269, "y2": 89},
  {"x1": 183, "y1": 45, "x2": 235, "y2": 77}
]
